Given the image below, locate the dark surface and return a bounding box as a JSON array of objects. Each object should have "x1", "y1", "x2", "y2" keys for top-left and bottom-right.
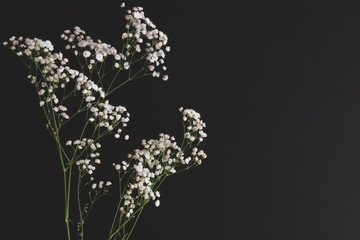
[{"x1": 2, "y1": 0, "x2": 360, "y2": 239}]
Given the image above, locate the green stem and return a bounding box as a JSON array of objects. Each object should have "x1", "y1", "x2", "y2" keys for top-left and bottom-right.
[
  {"x1": 66, "y1": 164, "x2": 73, "y2": 240},
  {"x1": 125, "y1": 207, "x2": 144, "y2": 240},
  {"x1": 108, "y1": 173, "x2": 124, "y2": 237},
  {"x1": 106, "y1": 69, "x2": 146, "y2": 97},
  {"x1": 55, "y1": 132, "x2": 71, "y2": 240},
  {"x1": 63, "y1": 169, "x2": 71, "y2": 240},
  {"x1": 77, "y1": 169, "x2": 85, "y2": 240}
]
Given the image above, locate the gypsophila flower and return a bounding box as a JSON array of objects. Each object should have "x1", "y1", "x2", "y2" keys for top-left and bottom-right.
[
  {"x1": 180, "y1": 107, "x2": 208, "y2": 144},
  {"x1": 62, "y1": 27, "x2": 117, "y2": 59},
  {"x1": 69, "y1": 138, "x2": 102, "y2": 175},
  {"x1": 113, "y1": 163, "x2": 121, "y2": 171},
  {"x1": 75, "y1": 73, "x2": 105, "y2": 101},
  {"x1": 4, "y1": 3, "x2": 208, "y2": 240},
  {"x1": 3, "y1": 36, "x2": 92, "y2": 122},
  {"x1": 89, "y1": 100, "x2": 130, "y2": 138},
  {"x1": 83, "y1": 50, "x2": 91, "y2": 58},
  {"x1": 121, "y1": 5, "x2": 170, "y2": 80},
  {"x1": 118, "y1": 119, "x2": 207, "y2": 218},
  {"x1": 95, "y1": 53, "x2": 103, "y2": 62}
]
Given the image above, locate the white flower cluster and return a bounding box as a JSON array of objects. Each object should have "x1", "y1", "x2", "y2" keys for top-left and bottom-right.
[
  {"x1": 92, "y1": 180, "x2": 112, "y2": 190},
  {"x1": 61, "y1": 26, "x2": 120, "y2": 70},
  {"x1": 89, "y1": 100, "x2": 130, "y2": 138},
  {"x1": 122, "y1": 5, "x2": 170, "y2": 81},
  {"x1": 3, "y1": 36, "x2": 76, "y2": 121},
  {"x1": 113, "y1": 160, "x2": 129, "y2": 172},
  {"x1": 118, "y1": 110, "x2": 207, "y2": 218},
  {"x1": 60, "y1": 4, "x2": 171, "y2": 82},
  {"x1": 67, "y1": 138, "x2": 112, "y2": 189},
  {"x1": 76, "y1": 72, "x2": 105, "y2": 102},
  {"x1": 66, "y1": 138, "x2": 101, "y2": 175},
  {"x1": 189, "y1": 147, "x2": 207, "y2": 165},
  {"x1": 119, "y1": 133, "x2": 179, "y2": 217},
  {"x1": 4, "y1": 5, "x2": 209, "y2": 235},
  {"x1": 4, "y1": 35, "x2": 132, "y2": 134},
  {"x1": 180, "y1": 107, "x2": 208, "y2": 144},
  {"x1": 4, "y1": 36, "x2": 53, "y2": 54}
]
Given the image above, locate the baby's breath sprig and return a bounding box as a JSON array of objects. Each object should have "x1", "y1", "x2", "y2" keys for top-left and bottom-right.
[{"x1": 4, "y1": 2, "x2": 207, "y2": 240}]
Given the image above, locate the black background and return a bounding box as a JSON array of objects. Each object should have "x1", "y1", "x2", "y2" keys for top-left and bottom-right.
[{"x1": 2, "y1": 0, "x2": 360, "y2": 239}]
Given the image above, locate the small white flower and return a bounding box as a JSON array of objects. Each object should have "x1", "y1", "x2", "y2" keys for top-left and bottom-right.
[
  {"x1": 152, "y1": 71, "x2": 160, "y2": 77},
  {"x1": 124, "y1": 135, "x2": 129, "y2": 140},
  {"x1": 83, "y1": 50, "x2": 91, "y2": 58},
  {"x1": 61, "y1": 112, "x2": 70, "y2": 119},
  {"x1": 155, "y1": 200, "x2": 160, "y2": 207},
  {"x1": 44, "y1": 40, "x2": 54, "y2": 51},
  {"x1": 95, "y1": 53, "x2": 103, "y2": 62},
  {"x1": 59, "y1": 105, "x2": 67, "y2": 111},
  {"x1": 135, "y1": 45, "x2": 141, "y2": 52},
  {"x1": 38, "y1": 89, "x2": 45, "y2": 95},
  {"x1": 114, "y1": 164, "x2": 121, "y2": 170}
]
